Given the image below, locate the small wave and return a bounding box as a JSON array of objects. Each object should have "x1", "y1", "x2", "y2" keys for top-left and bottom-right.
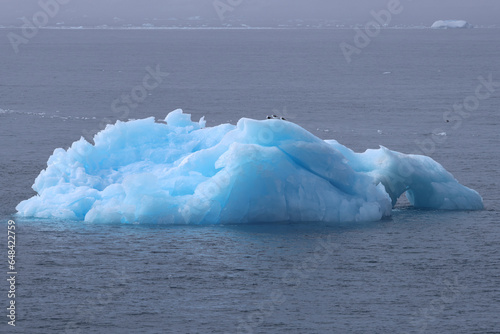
[{"x1": 0, "y1": 109, "x2": 93, "y2": 121}]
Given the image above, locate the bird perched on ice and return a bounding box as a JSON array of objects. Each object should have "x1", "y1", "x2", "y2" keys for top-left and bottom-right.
[{"x1": 266, "y1": 115, "x2": 286, "y2": 120}]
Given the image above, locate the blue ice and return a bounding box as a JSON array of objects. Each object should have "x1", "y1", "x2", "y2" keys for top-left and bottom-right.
[{"x1": 16, "y1": 109, "x2": 484, "y2": 224}]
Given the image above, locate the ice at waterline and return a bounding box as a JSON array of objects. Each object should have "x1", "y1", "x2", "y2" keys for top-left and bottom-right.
[{"x1": 16, "y1": 109, "x2": 483, "y2": 224}]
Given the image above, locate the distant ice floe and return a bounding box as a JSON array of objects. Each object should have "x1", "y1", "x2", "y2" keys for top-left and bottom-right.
[
  {"x1": 431, "y1": 20, "x2": 473, "y2": 29},
  {"x1": 16, "y1": 109, "x2": 484, "y2": 224},
  {"x1": 1, "y1": 21, "x2": 489, "y2": 30}
]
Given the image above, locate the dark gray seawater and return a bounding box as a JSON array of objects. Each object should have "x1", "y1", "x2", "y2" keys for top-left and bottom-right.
[{"x1": 0, "y1": 29, "x2": 499, "y2": 333}]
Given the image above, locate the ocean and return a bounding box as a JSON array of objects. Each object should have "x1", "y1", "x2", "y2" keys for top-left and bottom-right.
[{"x1": 0, "y1": 28, "x2": 499, "y2": 333}]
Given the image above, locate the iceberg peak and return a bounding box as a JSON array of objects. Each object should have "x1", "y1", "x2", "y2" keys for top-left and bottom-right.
[{"x1": 164, "y1": 108, "x2": 206, "y2": 130}]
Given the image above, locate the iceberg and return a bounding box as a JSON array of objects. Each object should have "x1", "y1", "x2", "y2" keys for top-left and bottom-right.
[
  {"x1": 16, "y1": 109, "x2": 483, "y2": 224},
  {"x1": 431, "y1": 20, "x2": 473, "y2": 29}
]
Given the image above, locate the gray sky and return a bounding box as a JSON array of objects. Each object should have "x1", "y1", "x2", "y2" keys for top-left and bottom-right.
[{"x1": 1, "y1": 0, "x2": 499, "y2": 26}]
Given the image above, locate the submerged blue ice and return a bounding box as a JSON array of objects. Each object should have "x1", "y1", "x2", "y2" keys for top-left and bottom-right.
[{"x1": 16, "y1": 109, "x2": 483, "y2": 224}]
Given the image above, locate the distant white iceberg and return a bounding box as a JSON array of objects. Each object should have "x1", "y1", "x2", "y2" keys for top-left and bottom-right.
[
  {"x1": 16, "y1": 109, "x2": 483, "y2": 224},
  {"x1": 431, "y1": 20, "x2": 473, "y2": 29}
]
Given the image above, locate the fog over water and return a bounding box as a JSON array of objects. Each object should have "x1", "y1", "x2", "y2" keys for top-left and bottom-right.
[{"x1": 1, "y1": 0, "x2": 499, "y2": 27}]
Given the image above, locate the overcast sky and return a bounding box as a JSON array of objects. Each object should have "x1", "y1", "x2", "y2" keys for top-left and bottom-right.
[{"x1": 1, "y1": 0, "x2": 499, "y2": 26}]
